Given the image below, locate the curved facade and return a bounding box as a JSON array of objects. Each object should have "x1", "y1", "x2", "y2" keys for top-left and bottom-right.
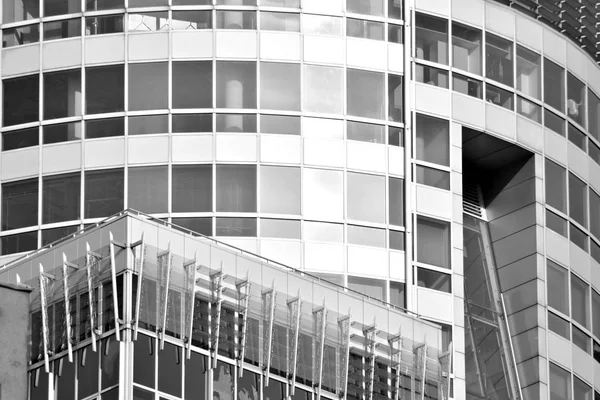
[{"x1": 1, "y1": 0, "x2": 600, "y2": 399}]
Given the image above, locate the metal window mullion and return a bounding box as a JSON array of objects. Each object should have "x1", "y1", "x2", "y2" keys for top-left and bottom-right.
[
  {"x1": 109, "y1": 232, "x2": 123, "y2": 341},
  {"x1": 63, "y1": 253, "x2": 80, "y2": 363},
  {"x1": 237, "y1": 279, "x2": 250, "y2": 376},
  {"x1": 262, "y1": 287, "x2": 276, "y2": 385},
  {"x1": 338, "y1": 314, "x2": 351, "y2": 400},
  {"x1": 39, "y1": 263, "x2": 53, "y2": 373},
  {"x1": 314, "y1": 305, "x2": 327, "y2": 400},
  {"x1": 133, "y1": 233, "x2": 146, "y2": 340},
  {"x1": 184, "y1": 254, "x2": 198, "y2": 359},
  {"x1": 86, "y1": 242, "x2": 99, "y2": 352},
  {"x1": 159, "y1": 242, "x2": 173, "y2": 350},
  {"x1": 287, "y1": 294, "x2": 301, "y2": 394},
  {"x1": 211, "y1": 270, "x2": 225, "y2": 369}
]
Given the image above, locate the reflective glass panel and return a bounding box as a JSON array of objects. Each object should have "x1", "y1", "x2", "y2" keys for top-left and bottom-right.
[
  {"x1": 415, "y1": 64, "x2": 449, "y2": 88},
  {"x1": 304, "y1": 65, "x2": 343, "y2": 114},
  {"x1": 260, "y1": 219, "x2": 301, "y2": 239},
  {"x1": 128, "y1": 12, "x2": 168, "y2": 31},
  {"x1": 571, "y1": 273, "x2": 590, "y2": 328},
  {"x1": 517, "y1": 96, "x2": 541, "y2": 123},
  {"x1": 86, "y1": 0, "x2": 124, "y2": 11},
  {"x1": 486, "y1": 84, "x2": 513, "y2": 110},
  {"x1": 45, "y1": 0, "x2": 80, "y2": 15},
  {"x1": 172, "y1": 10, "x2": 212, "y2": 30},
  {"x1": 44, "y1": 69, "x2": 82, "y2": 120},
  {"x1": 3, "y1": 74, "x2": 39, "y2": 126},
  {"x1": 545, "y1": 109, "x2": 565, "y2": 136},
  {"x1": 3, "y1": 127, "x2": 39, "y2": 151},
  {"x1": 216, "y1": 217, "x2": 257, "y2": 236},
  {"x1": 545, "y1": 58, "x2": 565, "y2": 112},
  {"x1": 85, "y1": 15, "x2": 124, "y2": 35},
  {"x1": 347, "y1": 225, "x2": 386, "y2": 248},
  {"x1": 389, "y1": 177, "x2": 404, "y2": 226},
  {"x1": 417, "y1": 268, "x2": 451, "y2": 292},
  {"x1": 43, "y1": 19, "x2": 81, "y2": 40},
  {"x1": 452, "y1": 22, "x2": 481, "y2": 75},
  {"x1": 569, "y1": 172, "x2": 588, "y2": 228},
  {"x1": 570, "y1": 223, "x2": 588, "y2": 251},
  {"x1": 216, "y1": 11, "x2": 257, "y2": 29},
  {"x1": 452, "y1": 74, "x2": 482, "y2": 99},
  {"x1": 215, "y1": 114, "x2": 256, "y2": 132},
  {"x1": 129, "y1": 115, "x2": 168, "y2": 135},
  {"x1": 589, "y1": 89, "x2": 600, "y2": 140},
  {"x1": 216, "y1": 165, "x2": 257, "y2": 212},
  {"x1": 3, "y1": 0, "x2": 39, "y2": 23},
  {"x1": 260, "y1": 62, "x2": 301, "y2": 111},
  {"x1": 549, "y1": 363, "x2": 570, "y2": 400},
  {"x1": 0, "y1": 231, "x2": 37, "y2": 255},
  {"x1": 388, "y1": 74, "x2": 403, "y2": 122},
  {"x1": 260, "y1": 12, "x2": 300, "y2": 32},
  {"x1": 260, "y1": 115, "x2": 300, "y2": 135},
  {"x1": 128, "y1": 166, "x2": 168, "y2": 213},
  {"x1": 347, "y1": 172, "x2": 385, "y2": 223},
  {"x1": 417, "y1": 215, "x2": 450, "y2": 269},
  {"x1": 173, "y1": 61, "x2": 212, "y2": 109},
  {"x1": 84, "y1": 169, "x2": 124, "y2": 218},
  {"x1": 2, "y1": 24, "x2": 39, "y2": 47},
  {"x1": 548, "y1": 311, "x2": 569, "y2": 340},
  {"x1": 260, "y1": 166, "x2": 301, "y2": 214},
  {"x1": 516, "y1": 45, "x2": 541, "y2": 99},
  {"x1": 43, "y1": 122, "x2": 82, "y2": 144},
  {"x1": 78, "y1": 346, "x2": 99, "y2": 399},
  {"x1": 415, "y1": 113, "x2": 449, "y2": 166},
  {"x1": 133, "y1": 334, "x2": 155, "y2": 388},
  {"x1": 172, "y1": 165, "x2": 212, "y2": 213},
  {"x1": 2, "y1": 178, "x2": 38, "y2": 230},
  {"x1": 86, "y1": 65, "x2": 124, "y2": 115},
  {"x1": 86, "y1": 117, "x2": 124, "y2": 139},
  {"x1": 567, "y1": 72, "x2": 585, "y2": 126},
  {"x1": 347, "y1": 0, "x2": 383, "y2": 16},
  {"x1": 416, "y1": 165, "x2": 450, "y2": 190},
  {"x1": 172, "y1": 114, "x2": 212, "y2": 133},
  {"x1": 486, "y1": 33, "x2": 513, "y2": 87},
  {"x1": 347, "y1": 121, "x2": 385, "y2": 144},
  {"x1": 347, "y1": 69, "x2": 385, "y2": 119},
  {"x1": 547, "y1": 260, "x2": 568, "y2": 314},
  {"x1": 172, "y1": 217, "x2": 212, "y2": 236},
  {"x1": 158, "y1": 342, "x2": 182, "y2": 397},
  {"x1": 546, "y1": 210, "x2": 567, "y2": 237},
  {"x1": 346, "y1": 18, "x2": 384, "y2": 40},
  {"x1": 42, "y1": 225, "x2": 78, "y2": 246},
  {"x1": 42, "y1": 173, "x2": 80, "y2": 224},
  {"x1": 129, "y1": 62, "x2": 168, "y2": 111},
  {"x1": 568, "y1": 123, "x2": 586, "y2": 151},
  {"x1": 348, "y1": 276, "x2": 386, "y2": 300},
  {"x1": 415, "y1": 13, "x2": 448, "y2": 64},
  {"x1": 216, "y1": 62, "x2": 257, "y2": 109}
]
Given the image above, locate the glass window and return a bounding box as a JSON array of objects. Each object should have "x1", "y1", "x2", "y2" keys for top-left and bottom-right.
[
  {"x1": 217, "y1": 0, "x2": 255, "y2": 4},
  {"x1": 129, "y1": 62, "x2": 168, "y2": 111},
  {"x1": 416, "y1": 215, "x2": 450, "y2": 269},
  {"x1": 517, "y1": 97, "x2": 541, "y2": 123},
  {"x1": 86, "y1": 117, "x2": 124, "y2": 139},
  {"x1": 568, "y1": 123, "x2": 586, "y2": 151},
  {"x1": 588, "y1": 89, "x2": 600, "y2": 141},
  {"x1": 86, "y1": 0, "x2": 124, "y2": 11},
  {"x1": 260, "y1": 62, "x2": 300, "y2": 111},
  {"x1": 43, "y1": 18, "x2": 81, "y2": 40},
  {"x1": 389, "y1": 282, "x2": 406, "y2": 308},
  {"x1": 216, "y1": 165, "x2": 257, "y2": 212},
  {"x1": 127, "y1": 12, "x2": 168, "y2": 31},
  {"x1": 85, "y1": 169, "x2": 124, "y2": 218},
  {"x1": 547, "y1": 260, "x2": 568, "y2": 314},
  {"x1": 216, "y1": 11, "x2": 256, "y2": 29},
  {"x1": 592, "y1": 240, "x2": 600, "y2": 265},
  {"x1": 3, "y1": 0, "x2": 39, "y2": 23},
  {"x1": 172, "y1": 114, "x2": 212, "y2": 133},
  {"x1": 216, "y1": 217, "x2": 257, "y2": 236},
  {"x1": 486, "y1": 33, "x2": 513, "y2": 87},
  {"x1": 548, "y1": 311, "x2": 570, "y2": 339},
  {"x1": 544, "y1": 58, "x2": 565, "y2": 113},
  {"x1": 486, "y1": 84, "x2": 513, "y2": 110},
  {"x1": 416, "y1": 165, "x2": 450, "y2": 190},
  {"x1": 78, "y1": 346, "x2": 99, "y2": 399},
  {"x1": 347, "y1": 69, "x2": 385, "y2": 119},
  {"x1": 215, "y1": 114, "x2": 256, "y2": 133},
  {"x1": 133, "y1": 335, "x2": 155, "y2": 388},
  {"x1": 172, "y1": 217, "x2": 212, "y2": 236},
  {"x1": 260, "y1": 166, "x2": 300, "y2": 215},
  {"x1": 43, "y1": 121, "x2": 82, "y2": 144},
  {"x1": 184, "y1": 352, "x2": 207, "y2": 400},
  {"x1": 415, "y1": 113, "x2": 449, "y2": 166},
  {"x1": 260, "y1": 12, "x2": 299, "y2": 32},
  {"x1": 347, "y1": 172, "x2": 385, "y2": 223},
  {"x1": 86, "y1": 65, "x2": 124, "y2": 115},
  {"x1": 302, "y1": 14, "x2": 343, "y2": 36},
  {"x1": 516, "y1": 45, "x2": 541, "y2": 99},
  {"x1": 574, "y1": 377, "x2": 592, "y2": 400},
  {"x1": 172, "y1": 61, "x2": 212, "y2": 109},
  {"x1": 389, "y1": 177, "x2": 404, "y2": 226},
  {"x1": 417, "y1": 268, "x2": 451, "y2": 292},
  {"x1": 567, "y1": 73, "x2": 585, "y2": 126},
  {"x1": 573, "y1": 325, "x2": 591, "y2": 353},
  {"x1": 415, "y1": 64, "x2": 449, "y2": 88},
  {"x1": 547, "y1": 210, "x2": 568, "y2": 237},
  {"x1": 173, "y1": 0, "x2": 211, "y2": 4},
  {"x1": 128, "y1": 166, "x2": 168, "y2": 214},
  {"x1": 570, "y1": 223, "x2": 588, "y2": 251},
  {"x1": 415, "y1": 13, "x2": 448, "y2": 65},
  {"x1": 388, "y1": 126, "x2": 403, "y2": 146},
  {"x1": 303, "y1": 65, "x2": 343, "y2": 115},
  {"x1": 0, "y1": 231, "x2": 37, "y2": 255},
  {"x1": 3, "y1": 127, "x2": 39, "y2": 151},
  {"x1": 388, "y1": 0, "x2": 402, "y2": 19},
  {"x1": 569, "y1": 172, "x2": 588, "y2": 227},
  {"x1": 593, "y1": 290, "x2": 600, "y2": 338},
  {"x1": 260, "y1": 219, "x2": 300, "y2": 239},
  {"x1": 260, "y1": 115, "x2": 300, "y2": 135},
  {"x1": 549, "y1": 363, "x2": 570, "y2": 400},
  {"x1": 42, "y1": 173, "x2": 80, "y2": 224},
  {"x1": 388, "y1": 74, "x2": 403, "y2": 122},
  {"x1": 172, "y1": 165, "x2": 212, "y2": 213},
  {"x1": 589, "y1": 141, "x2": 600, "y2": 165},
  {"x1": 346, "y1": 19, "x2": 384, "y2": 40},
  {"x1": 44, "y1": 69, "x2": 82, "y2": 120},
  {"x1": 348, "y1": 276, "x2": 386, "y2": 300},
  {"x1": 3, "y1": 74, "x2": 39, "y2": 127},
  {"x1": 347, "y1": 225, "x2": 386, "y2": 248},
  {"x1": 158, "y1": 342, "x2": 182, "y2": 397},
  {"x1": 389, "y1": 230, "x2": 404, "y2": 250},
  {"x1": 172, "y1": 10, "x2": 211, "y2": 30},
  {"x1": 2, "y1": 24, "x2": 39, "y2": 47},
  {"x1": 388, "y1": 23, "x2": 402, "y2": 44},
  {"x1": 304, "y1": 221, "x2": 343, "y2": 243},
  {"x1": 545, "y1": 109, "x2": 565, "y2": 136},
  {"x1": 452, "y1": 23, "x2": 481, "y2": 75},
  {"x1": 2, "y1": 179, "x2": 38, "y2": 231},
  {"x1": 85, "y1": 15, "x2": 124, "y2": 35},
  {"x1": 216, "y1": 62, "x2": 257, "y2": 109},
  {"x1": 452, "y1": 74, "x2": 483, "y2": 99},
  {"x1": 128, "y1": 115, "x2": 168, "y2": 135},
  {"x1": 572, "y1": 273, "x2": 590, "y2": 329},
  {"x1": 347, "y1": 0, "x2": 383, "y2": 16},
  {"x1": 44, "y1": 0, "x2": 79, "y2": 15},
  {"x1": 347, "y1": 121, "x2": 385, "y2": 144}
]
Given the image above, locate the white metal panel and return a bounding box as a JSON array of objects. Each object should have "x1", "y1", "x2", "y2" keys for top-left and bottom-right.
[
  {"x1": 346, "y1": 38, "x2": 386, "y2": 71},
  {"x1": 215, "y1": 134, "x2": 257, "y2": 162},
  {"x1": 416, "y1": 288, "x2": 453, "y2": 323},
  {"x1": 303, "y1": 35, "x2": 345, "y2": 65},
  {"x1": 389, "y1": 250, "x2": 405, "y2": 281},
  {"x1": 542, "y1": 28, "x2": 566, "y2": 66},
  {"x1": 259, "y1": 32, "x2": 301, "y2": 61},
  {"x1": 416, "y1": 0, "x2": 449, "y2": 17},
  {"x1": 516, "y1": 116, "x2": 543, "y2": 152},
  {"x1": 260, "y1": 135, "x2": 302, "y2": 164},
  {"x1": 547, "y1": 332, "x2": 572, "y2": 369},
  {"x1": 388, "y1": 145, "x2": 404, "y2": 177},
  {"x1": 43, "y1": 39, "x2": 82, "y2": 70},
  {"x1": 127, "y1": 136, "x2": 169, "y2": 164},
  {"x1": 216, "y1": 31, "x2": 257, "y2": 59},
  {"x1": 567, "y1": 142, "x2": 589, "y2": 182},
  {"x1": 42, "y1": 142, "x2": 82, "y2": 174},
  {"x1": 515, "y1": 14, "x2": 542, "y2": 52},
  {"x1": 387, "y1": 43, "x2": 403, "y2": 74},
  {"x1": 347, "y1": 246, "x2": 387, "y2": 277},
  {"x1": 303, "y1": 168, "x2": 344, "y2": 221},
  {"x1": 128, "y1": 32, "x2": 169, "y2": 61},
  {"x1": 1, "y1": 148, "x2": 39, "y2": 180},
  {"x1": 304, "y1": 242, "x2": 344, "y2": 273},
  {"x1": 303, "y1": 138, "x2": 345, "y2": 168},
  {"x1": 451, "y1": 93, "x2": 485, "y2": 129},
  {"x1": 543, "y1": 130, "x2": 567, "y2": 166},
  {"x1": 545, "y1": 229, "x2": 570, "y2": 268},
  {"x1": 451, "y1": 0, "x2": 483, "y2": 27},
  {"x1": 171, "y1": 134, "x2": 213, "y2": 162},
  {"x1": 347, "y1": 141, "x2": 386, "y2": 173},
  {"x1": 571, "y1": 345, "x2": 594, "y2": 386},
  {"x1": 415, "y1": 185, "x2": 453, "y2": 220},
  {"x1": 486, "y1": 104, "x2": 516, "y2": 141},
  {"x1": 259, "y1": 239, "x2": 302, "y2": 270},
  {"x1": 84, "y1": 138, "x2": 125, "y2": 168},
  {"x1": 485, "y1": 2, "x2": 514, "y2": 39},
  {"x1": 2, "y1": 45, "x2": 40, "y2": 76},
  {"x1": 85, "y1": 35, "x2": 125, "y2": 65},
  {"x1": 415, "y1": 84, "x2": 451, "y2": 118},
  {"x1": 172, "y1": 31, "x2": 213, "y2": 59},
  {"x1": 569, "y1": 242, "x2": 591, "y2": 282}
]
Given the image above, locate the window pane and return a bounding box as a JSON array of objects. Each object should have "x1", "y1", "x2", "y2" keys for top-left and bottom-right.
[
  {"x1": 42, "y1": 173, "x2": 80, "y2": 224},
  {"x1": 134, "y1": 335, "x2": 155, "y2": 388},
  {"x1": 415, "y1": 64, "x2": 448, "y2": 88},
  {"x1": 416, "y1": 165, "x2": 450, "y2": 190},
  {"x1": 389, "y1": 177, "x2": 404, "y2": 226},
  {"x1": 260, "y1": 219, "x2": 300, "y2": 239},
  {"x1": 544, "y1": 58, "x2": 565, "y2": 112},
  {"x1": 452, "y1": 23, "x2": 481, "y2": 75},
  {"x1": 302, "y1": 14, "x2": 342, "y2": 36},
  {"x1": 129, "y1": 62, "x2": 168, "y2": 111},
  {"x1": 3, "y1": 74, "x2": 39, "y2": 126},
  {"x1": 260, "y1": 62, "x2": 300, "y2": 111},
  {"x1": 172, "y1": 165, "x2": 212, "y2": 213},
  {"x1": 388, "y1": 126, "x2": 403, "y2": 146},
  {"x1": 174, "y1": 0, "x2": 211, "y2": 3},
  {"x1": 2, "y1": 24, "x2": 39, "y2": 47},
  {"x1": 215, "y1": 114, "x2": 256, "y2": 133},
  {"x1": 304, "y1": 65, "x2": 343, "y2": 114},
  {"x1": 44, "y1": 0, "x2": 79, "y2": 15},
  {"x1": 158, "y1": 342, "x2": 182, "y2": 397},
  {"x1": 128, "y1": 114, "x2": 167, "y2": 135},
  {"x1": 260, "y1": 12, "x2": 299, "y2": 32},
  {"x1": 486, "y1": 84, "x2": 513, "y2": 110},
  {"x1": 86, "y1": 117, "x2": 124, "y2": 139},
  {"x1": 347, "y1": 173, "x2": 385, "y2": 223},
  {"x1": 216, "y1": 62, "x2": 257, "y2": 109},
  {"x1": 3, "y1": 0, "x2": 39, "y2": 23},
  {"x1": 567, "y1": 73, "x2": 585, "y2": 126},
  {"x1": 86, "y1": 65, "x2": 124, "y2": 115},
  {"x1": 172, "y1": 217, "x2": 212, "y2": 236},
  {"x1": 545, "y1": 109, "x2": 565, "y2": 136},
  {"x1": 172, "y1": 62, "x2": 212, "y2": 109},
  {"x1": 262, "y1": 0, "x2": 299, "y2": 6},
  {"x1": 0, "y1": 231, "x2": 37, "y2": 255},
  {"x1": 415, "y1": 113, "x2": 449, "y2": 166},
  {"x1": 592, "y1": 240, "x2": 600, "y2": 264},
  {"x1": 547, "y1": 260, "x2": 568, "y2": 314},
  {"x1": 388, "y1": 0, "x2": 402, "y2": 19},
  {"x1": 546, "y1": 159, "x2": 567, "y2": 212},
  {"x1": 2, "y1": 179, "x2": 38, "y2": 230},
  {"x1": 85, "y1": 169, "x2": 124, "y2": 218},
  {"x1": 216, "y1": 165, "x2": 257, "y2": 212},
  {"x1": 44, "y1": 122, "x2": 82, "y2": 144},
  {"x1": 184, "y1": 352, "x2": 207, "y2": 400},
  {"x1": 574, "y1": 377, "x2": 592, "y2": 400},
  {"x1": 388, "y1": 74, "x2": 403, "y2": 122},
  {"x1": 347, "y1": 0, "x2": 383, "y2": 16},
  {"x1": 128, "y1": 166, "x2": 168, "y2": 213},
  {"x1": 569, "y1": 172, "x2": 587, "y2": 228},
  {"x1": 417, "y1": 215, "x2": 450, "y2": 269},
  {"x1": 572, "y1": 273, "x2": 590, "y2": 328},
  {"x1": 452, "y1": 74, "x2": 482, "y2": 98},
  {"x1": 589, "y1": 141, "x2": 600, "y2": 165},
  {"x1": 588, "y1": 89, "x2": 600, "y2": 140},
  {"x1": 388, "y1": 23, "x2": 402, "y2": 44},
  {"x1": 549, "y1": 363, "x2": 570, "y2": 400},
  {"x1": 570, "y1": 223, "x2": 588, "y2": 251},
  {"x1": 128, "y1": 12, "x2": 168, "y2": 31},
  {"x1": 415, "y1": 13, "x2": 448, "y2": 65},
  {"x1": 172, "y1": 10, "x2": 211, "y2": 30},
  {"x1": 85, "y1": 15, "x2": 124, "y2": 35},
  {"x1": 216, "y1": 11, "x2": 256, "y2": 29},
  {"x1": 593, "y1": 290, "x2": 600, "y2": 339},
  {"x1": 260, "y1": 115, "x2": 300, "y2": 135},
  {"x1": 347, "y1": 276, "x2": 386, "y2": 300},
  {"x1": 347, "y1": 121, "x2": 385, "y2": 144},
  {"x1": 389, "y1": 230, "x2": 404, "y2": 250},
  {"x1": 3, "y1": 127, "x2": 39, "y2": 151},
  {"x1": 44, "y1": 69, "x2": 82, "y2": 120},
  {"x1": 546, "y1": 210, "x2": 567, "y2": 237},
  {"x1": 260, "y1": 166, "x2": 300, "y2": 215},
  {"x1": 347, "y1": 225, "x2": 385, "y2": 248},
  {"x1": 486, "y1": 33, "x2": 513, "y2": 87},
  {"x1": 346, "y1": 18, "x2": 384, "y2": 40},
  {"x1": 572, "y1": 325, "x2": 591, "y2": 353},
  {"x1": 517, "y1": 97, "x2": 541, "y2": 123},
  {"x1": 548, "y1": 312, "x2": 570, "y2": 340},
  {"x1": 43, "y1": 19, "x2": 81, "y2": 40},
  {"x1": 78, "y1": 346, "x2": 99, "y2": 399},
  {"x1": 417, "y1": 268, "x2": 451, "y2": 292},
  {"x1": 86, "y1": 0, "x2": 124, "y2": 11},
  {"x1": 568, "y1": 123, "x2": 586, "y2": 151},
  {"x1": 172, "y1": 114, "x2": 212, "y2": 133},
  {"x1": 516, "y1": 45, "x2": 541, "y2": 99},
  {"x1": 216, "y1": 218, "x2": 257, "y2": 236}
]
